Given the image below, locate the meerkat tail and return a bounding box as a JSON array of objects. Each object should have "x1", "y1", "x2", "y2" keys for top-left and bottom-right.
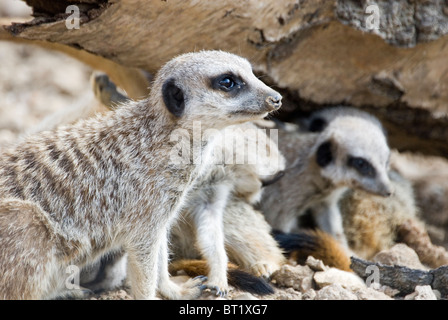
[
  {"x1": 169, "y1": 260, "x2": 274, "y2": 296},
  {"x1": 273, "y1": 229, "x2": 352, "y2": 272}
]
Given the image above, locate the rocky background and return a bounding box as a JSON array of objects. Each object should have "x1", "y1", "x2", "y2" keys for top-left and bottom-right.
[{"x1": 1, "y1": 0, "x2": 448, "y2": 300}]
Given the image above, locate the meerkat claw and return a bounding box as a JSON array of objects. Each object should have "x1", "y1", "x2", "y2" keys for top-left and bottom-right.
[
  {"x1": 193, "y1": 275, "x2": 208, "y2": 282},
  {"x1": 207, "y1": 285, "x2": 228, "y2": 297}
]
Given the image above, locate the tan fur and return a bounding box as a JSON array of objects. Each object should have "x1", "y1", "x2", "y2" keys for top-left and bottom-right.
[
  {"x1": 169, "y1": 259, "x2": 240, "y2": 277},
  {"x1": 339, "y1": 171, "x2": 416, "y2": 260},
  {"x1": 0, "y1": 50, "x2": 282, "y2": 299},
  {"x1": 340, "y1": 170, "x2": 448, "y2": 267}
]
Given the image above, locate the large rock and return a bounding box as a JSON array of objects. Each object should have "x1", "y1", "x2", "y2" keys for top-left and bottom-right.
[{"x1": 373, "y1": 243, "x2": 427, "y2": 270}]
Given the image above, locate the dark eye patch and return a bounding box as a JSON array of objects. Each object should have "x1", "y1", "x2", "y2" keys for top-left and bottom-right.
[
  {"x1": 316, "y1": 140, "x2": 333, "y2": 167},
  {"x1": 309, "y1": 117, "x2": 327, "y2": 132},
  {"x1": 162, "y1": 78, "x2": 185, "y2": 117},
  {"x1": 347, "y1": 156, "x2": 376, "y2": 178},
  {"x1": 211, "y1": 73, "x2": 245, "y2": 93}
]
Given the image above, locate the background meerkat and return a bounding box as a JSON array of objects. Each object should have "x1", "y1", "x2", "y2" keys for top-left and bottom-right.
[
  {"x1": 313, "y1": 108, "x2": 448, "y2": 267},
  {"x1": 0, "y1": 50, "x2": 282, "y2": 299},
  {"x1": 258, "y1": 110, "x2": 392, "y2": 250},
  {"x1": 271, "y1": 107, "x2": 448, "y2": 270}
]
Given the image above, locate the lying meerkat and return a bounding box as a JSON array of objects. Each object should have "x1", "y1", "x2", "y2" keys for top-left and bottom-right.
[
  {"x1": 259, "y1": 109, "x2": 392, "y2": 250},
  {"x1": 269, "y1": 107, "x2": 448, "y2": 270},
  {"x1": 84, "y1": 72, "x2": 286, "y2": 297},
  {"x1": 0, "y1": 50, "x2": 282, "y2": 299},
  {"x1": 304, "y1": 108, "x2": 448, "y2": 267}
]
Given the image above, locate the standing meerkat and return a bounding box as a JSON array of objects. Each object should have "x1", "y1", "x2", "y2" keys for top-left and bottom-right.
[
  {"x1": 259, "y1": 110, "x2": 392, "y2": 249},
  {"x1": 0, "y1": 50, "x2": 282, "y2": 299},
  {"x1": 85, "y1": 73, "x2": 286, "y2": 297}
]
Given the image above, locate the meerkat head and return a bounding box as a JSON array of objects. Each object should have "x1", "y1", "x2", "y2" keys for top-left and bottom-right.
[
  {"x1": 306, "y1": 106, "x2": 386, "y2": 135},
  {"x1": 150, "y1": 50, "x2": 282, "y2": 129},
  {"x1": 312, "y1": 115, "x2": 392, "y2": 197}
]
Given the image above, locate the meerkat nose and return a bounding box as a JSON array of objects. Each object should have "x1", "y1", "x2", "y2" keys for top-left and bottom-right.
[
  {"x1": 266, "y1": 94, "x2": 282, "y2": 110},
  {"x1": 381, "y1": 184, "x2": 393, "y2": 197}
]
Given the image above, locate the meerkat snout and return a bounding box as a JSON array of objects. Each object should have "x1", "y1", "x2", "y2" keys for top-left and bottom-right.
[
  {"x1": 372, "y1": 177, "x2": 393, "y2": 197},
  {"x1": 265, "y1": 94, "x2": 282, "y2": 111}
]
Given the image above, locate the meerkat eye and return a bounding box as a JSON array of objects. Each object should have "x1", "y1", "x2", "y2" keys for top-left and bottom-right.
[
  {"x1": 212, "y1": 74, "x2": 244, "y2": 93},
  {"x1": 219, "y1": 77, "x2": 235, "y2": 89},
  {"x1": 347, "y1": 156, "x2": 376, "y2": 178}
]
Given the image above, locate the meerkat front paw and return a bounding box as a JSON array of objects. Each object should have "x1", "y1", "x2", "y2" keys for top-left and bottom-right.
[
  {"x1": 180, "y1": 275, "x2": 209, "y2": 299},
  {"x1": 250, "y1": 261, "x2": 281, "y2": 279},
  {"x1": 159, "y1": 275, "x2": 207, "y2": 300},
  {"x1": 207, "y1": 285, "x2": 228, "y2": 298},
  {"x1": 204, "y1": 276, "x2": 229, "y2": 297}
]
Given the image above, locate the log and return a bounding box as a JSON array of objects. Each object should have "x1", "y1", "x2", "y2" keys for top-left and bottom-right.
[
  {"x1": 350, "y1": 256, "x2": 448, "y2": 297},
  {"x1": 2, "y1": 0, "x2": 448, "y2": 157}
]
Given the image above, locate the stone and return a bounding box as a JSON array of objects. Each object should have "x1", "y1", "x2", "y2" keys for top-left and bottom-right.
[
  {"x1": 404, "y1": 285, "x2": 438, "y2": 300},
  {"x1": 313, "y1": 268, "x2": 366, "y2": 291},
  {"x1": 377, "y1": 285, "x2": 401, "y2": 298},
  {"x1": 315, "y1": 284, "x2": 358, "y2": 300},
  {"x1": 354, "y1": 287, "x2": 393, "y2": 300},
  {"x1": 272, "y1": 288, "x2": 302, "y2": 300},
  {"x1": 373, "y1": 243, "x2": 427, "y2": 270},
  {"x1": 302, "y1": 289, "x2": 316, "y2": 300},
  {"x1": 232, "y1": 293, "x2": 258, "y2": 300},
  {"x1": 305, "y1": 256, "x2": 328, "y2": 272},
  {"x1": 271, "y1": 264, "x2": 314, "y2": 292}
]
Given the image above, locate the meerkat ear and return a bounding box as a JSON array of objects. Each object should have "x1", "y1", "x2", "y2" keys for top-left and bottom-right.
[
  {"x1": 162, "y1": 78, "x2": 185, "y2": 117},
  {"x1": 316, "y1": 139, "x2": 334, "y2": 167},
  {"x1": 309, "y1": 117, "x2": 327, "y2": 132}
]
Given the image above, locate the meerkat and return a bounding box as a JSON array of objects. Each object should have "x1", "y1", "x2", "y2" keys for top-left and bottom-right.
[
  {"x1": 84, "y1": 72, "x2": 286, "y2": 297},
  {"x1": 10, "y1": 72, "x2": 283, "y2": 297},
  {"x1": 270, "y1": 107, "x2": 448, "y2": 270},
  {"x1": 168, "y1": 121, "x2": 286, "y2": 296},
  {"x1": 292, "y1": 107, "x2": 406, "y2": 259},
  {"x1": 0, "y1": 50, "x2": 282, "y2": 299},
  {"x1": 258, "y1": 109, "x2": 392, "y2": 251},
  {"x1": 300, "y1": 108, "x2": 432, "y2": 262}
]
